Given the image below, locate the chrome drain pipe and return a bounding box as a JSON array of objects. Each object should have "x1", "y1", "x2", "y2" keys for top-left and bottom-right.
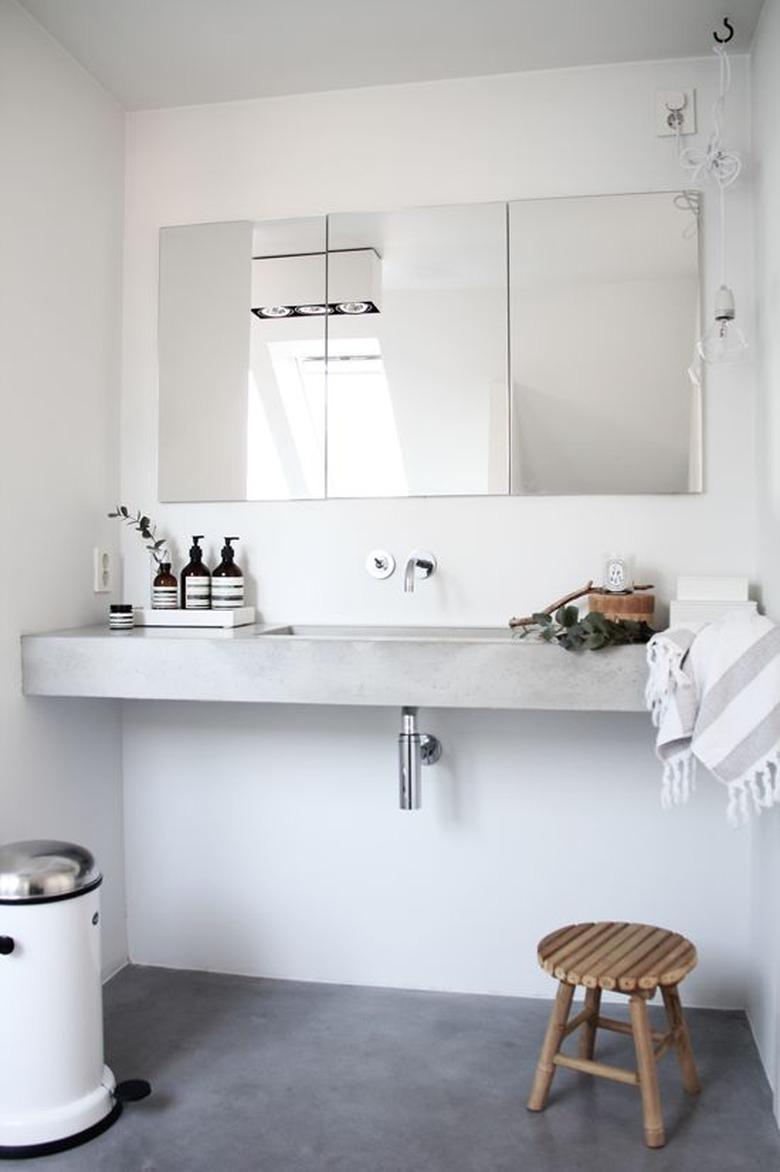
[{"x1": 398, "y1": 707, "x2": 442, "y2": 810}]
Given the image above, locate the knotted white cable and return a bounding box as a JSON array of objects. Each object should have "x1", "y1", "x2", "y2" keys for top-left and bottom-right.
[{"x1": 676, "y1": 44, "x2": 742, "y2": 288}]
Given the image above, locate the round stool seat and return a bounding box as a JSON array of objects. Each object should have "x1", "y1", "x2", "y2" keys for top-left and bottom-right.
[{"x1": 538, "y1": 921, "x2": 697, "y2": 993}]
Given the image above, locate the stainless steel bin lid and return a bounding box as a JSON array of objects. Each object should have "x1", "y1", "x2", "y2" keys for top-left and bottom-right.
[{"x1": 0, "y1": 841, "x2": 102, "y2": 903}]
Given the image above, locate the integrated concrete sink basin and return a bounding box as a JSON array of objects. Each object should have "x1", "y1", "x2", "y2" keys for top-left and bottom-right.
[{"x1": 259, "y1": 624, "x2": 514, "y2": 641}]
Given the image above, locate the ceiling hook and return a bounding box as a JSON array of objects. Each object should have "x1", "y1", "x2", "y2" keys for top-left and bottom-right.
[{"x1": 713, "y1": 16, "x2": 734, "y2": 44}]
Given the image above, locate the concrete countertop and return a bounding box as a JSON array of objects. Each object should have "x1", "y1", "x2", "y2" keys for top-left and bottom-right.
[{"x1": 21, "y1": 623, "x2": 650, "y2": 712}]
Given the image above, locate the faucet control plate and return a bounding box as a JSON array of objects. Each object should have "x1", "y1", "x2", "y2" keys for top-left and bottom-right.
[{"x1": 366, "y1": 550, "x2": 395, "y2": 579}]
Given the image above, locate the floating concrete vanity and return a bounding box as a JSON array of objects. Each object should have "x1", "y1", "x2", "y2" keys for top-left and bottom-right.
[{"x1": 21, "y1": 624, "x2": 648, "y2": 711}]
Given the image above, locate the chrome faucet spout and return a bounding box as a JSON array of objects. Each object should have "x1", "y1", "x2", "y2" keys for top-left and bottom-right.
[{"x1": 404, "y1": 558, "x2": 417, "y2": 593}]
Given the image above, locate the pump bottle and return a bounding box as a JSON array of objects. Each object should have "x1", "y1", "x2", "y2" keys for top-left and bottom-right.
[
  {"x1": 180, "y1": 536, "x2": 211, "y2": 609},
  {"x1": 152, "y1": 561, "x2": 178, "y2": 609},
  {"x1": 211, "y1": 537, "x2": 244, "y2": 609}
]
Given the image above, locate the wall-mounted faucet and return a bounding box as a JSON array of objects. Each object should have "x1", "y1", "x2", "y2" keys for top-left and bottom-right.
[
  {"x1": 398, "y1": 707, "x2": 441, "y2": 809},
  {"x1": 404, "y1": 550, "x2": 437, "y2": 593}
]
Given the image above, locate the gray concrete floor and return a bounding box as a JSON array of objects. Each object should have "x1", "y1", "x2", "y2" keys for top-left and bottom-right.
[{"x1": 14, "y1": 965, "x2": 780, "y2": 1171}]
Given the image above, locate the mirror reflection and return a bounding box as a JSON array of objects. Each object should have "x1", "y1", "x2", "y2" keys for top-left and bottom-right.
[
  {"x1": 326, "y1": 203, "x2": 509, "y2": 498},
  {"x1": 158, "y1": 220, "x2": 255, "y2": 502},
  {"x1": 248, "y1": 217, "x2": 326, "y2": 500},
  {"x1": 509, "y1": 192, "x2": 701, "y2": 494}
]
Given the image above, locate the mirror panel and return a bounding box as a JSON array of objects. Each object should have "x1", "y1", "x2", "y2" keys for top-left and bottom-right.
[
  {"x1": 158, "y1": 217, "x2": 326, "y2": 502},
  {"x1": 509, "y1": 192, "x2": 701, "y2": 494},
  {"x1": 158, "y1": 221, "x2": 254, "y2": 502},
  {"x1": 325, "y1": 203, "x2": 509, "y2": 498}
]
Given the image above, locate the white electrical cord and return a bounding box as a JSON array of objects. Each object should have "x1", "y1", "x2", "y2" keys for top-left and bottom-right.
[{"x1": 675, "y1": 43, "x2": 742, "y2": 286}]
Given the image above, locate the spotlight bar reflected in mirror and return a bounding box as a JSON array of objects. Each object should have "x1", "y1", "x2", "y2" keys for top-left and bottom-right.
[{"x1": 252, "y1": 301, "x2": 379, "y2": 320}]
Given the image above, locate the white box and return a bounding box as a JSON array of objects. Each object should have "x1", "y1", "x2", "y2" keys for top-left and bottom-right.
[
  {"x1": 676, "y1": 576, "x2": 749, "y2": 602},
  {"x1": 134, "y1": 606, "x2": 256, "y2": 629},
  {"x1": 669, "y1": 599, "x2": 757, "y2": 626}
]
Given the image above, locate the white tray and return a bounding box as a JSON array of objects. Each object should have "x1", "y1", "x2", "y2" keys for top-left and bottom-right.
[{"x1": 134, "y1": 606, "x2": 256, "y2": 629}]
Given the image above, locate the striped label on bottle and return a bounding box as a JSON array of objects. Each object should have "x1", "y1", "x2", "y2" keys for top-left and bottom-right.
[
  {"x1": 185, "y1": 576, "x2": 211, "y2": 609},
  {"x1": 152, "y1": 585, "x2": 178, "y2": 609},
  {"x1": 211, "y1": 578, "x2": 244, "y2": 609}
]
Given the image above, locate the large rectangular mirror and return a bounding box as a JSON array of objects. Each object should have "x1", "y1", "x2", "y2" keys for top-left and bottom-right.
[{"x1": 157, "y1": 190, "x2": 702, "y2": 501}]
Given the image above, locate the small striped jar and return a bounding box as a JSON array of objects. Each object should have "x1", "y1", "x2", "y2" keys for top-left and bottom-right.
[{"x1": 109, "y1": 604, "x2": 135, "y2": 630}]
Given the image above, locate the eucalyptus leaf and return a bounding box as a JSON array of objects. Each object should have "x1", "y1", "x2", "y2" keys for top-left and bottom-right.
[
  {"x1": 110, "y1": 505, "x2": 167, "y2": 572},
  {"x1": 516, "y1": 608, "x2": 653, "y2": 653}
]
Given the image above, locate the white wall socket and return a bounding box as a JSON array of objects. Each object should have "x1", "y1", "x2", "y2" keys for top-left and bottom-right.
[
  {"x1": 93, "y1": 547, "x2": 112, "y2": 593},
  {"x1": 656, "y1": 89, "x2": 696, "y2": 136}
]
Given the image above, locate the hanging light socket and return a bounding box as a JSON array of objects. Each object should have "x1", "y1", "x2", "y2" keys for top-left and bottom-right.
[
  {"x1": 697, "y1": 284, "x2": 748, "y2": 365},
  {"x1": 713, "y1": 284, "x2": 736, "y2": 321}
]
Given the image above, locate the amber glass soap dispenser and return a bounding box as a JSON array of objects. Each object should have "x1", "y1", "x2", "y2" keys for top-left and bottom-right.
[
  {"x1": 211, "y1": 537, "x2": 244, "y2": 609},
  {"x1": 180, "y1": 535, "x2": 211, "y2": 609},
  {"x1": 152, "y1": 561, "x2": 178, "y2": 609}
]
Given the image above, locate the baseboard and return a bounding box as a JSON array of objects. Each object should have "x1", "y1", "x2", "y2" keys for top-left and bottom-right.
[{"x1": 102, "y1": 958, "x2": 129, "y2": 984}]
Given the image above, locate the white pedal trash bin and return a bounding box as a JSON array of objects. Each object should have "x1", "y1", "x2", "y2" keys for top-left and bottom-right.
[{"x1": 0, "y1": 840, "x2": 123, "y2": 1158}]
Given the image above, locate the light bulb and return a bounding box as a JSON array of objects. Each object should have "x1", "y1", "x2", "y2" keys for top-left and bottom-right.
[
  {"x1": 253, "y1": 305, "x2": 292, "y2": 318},
  {"x1": 336, "y1": 301, "x2": 371, "y2": 315},
  {"x1": 296, "y1": 304, "x2": 332, "y2": 316},
  {"x1": 697, "y1": 285, "x2": 748, "y2": 365}
]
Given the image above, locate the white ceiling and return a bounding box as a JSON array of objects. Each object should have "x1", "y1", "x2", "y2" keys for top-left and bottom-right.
[{"x1": 18, "y1": 0, "x2": 763, "y2": 112}]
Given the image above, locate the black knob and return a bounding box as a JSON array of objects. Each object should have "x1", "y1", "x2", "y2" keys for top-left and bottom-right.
[{"x1": 0, "y1": 937, "x2": 15, "y2": 956}]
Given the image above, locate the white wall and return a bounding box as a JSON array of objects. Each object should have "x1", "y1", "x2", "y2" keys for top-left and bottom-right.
[
  {"x1": 0, "y1": 1, "x2": 127, "y2": 973},
  {"x1": 749, "y1": 0, "x2": 780, "y2": 1122},
  {"x1": 121, "y1": 58, "x2": 756, "y2": 1004}
]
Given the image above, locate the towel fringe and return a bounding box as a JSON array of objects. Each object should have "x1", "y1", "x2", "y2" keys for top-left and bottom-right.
[
  {"x1": 661, "y1": 752, "x2": 694, "y2": 809},
  {"x1": 646, "y1": 639, "x2": 692, "y2": 728},
  {"x1": 727, "y1": 748, "x2": 780, "y2": 826}
]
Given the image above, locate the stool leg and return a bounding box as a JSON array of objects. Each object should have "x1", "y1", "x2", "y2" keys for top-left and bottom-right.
[
  {"x1": 527, "y1": 981, "x2": 575, "y2": 1112},
  {"x1": 661, "y1": 985, "x2": 701, "y2": 1095},
  {"x1": 578, "y1": 987, "x2": 601, "y2": 1060},
  {"x1": 630, "y1": 994, "x2": 665, "y2": 1149}
]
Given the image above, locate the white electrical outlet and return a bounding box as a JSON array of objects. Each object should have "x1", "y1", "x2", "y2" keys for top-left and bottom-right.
[
  {"x1": 93, "y1": 547, "x2": 112, "y2": 593},
  {"x1": 656, "y1": 89, "x2": 696, "y2": 137}
]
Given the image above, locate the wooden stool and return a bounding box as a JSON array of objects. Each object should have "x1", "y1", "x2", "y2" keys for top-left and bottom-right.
[{"x1": 527, "y1": 922, "x2": 700, "y2": 1149}]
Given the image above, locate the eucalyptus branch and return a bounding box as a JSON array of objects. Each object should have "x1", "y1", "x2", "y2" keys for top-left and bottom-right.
[
  {"x1": 509, "y1": 578, "x2": 655, "y2": 651},
  {"x1": 509, "y1": 581, "x2": 594, "y2": 629},
  {"x1": 509, "y1": 580, "x2": 655, "y2": 629},
  {"x1": 108, "y1": 505, "x2": 168, "y2": 566},
  {"x1": 513, "y1": 606, "x2": 654, "y2": 652}
]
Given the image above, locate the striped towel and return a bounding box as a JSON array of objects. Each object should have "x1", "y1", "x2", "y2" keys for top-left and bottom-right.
[{"x1": 645, "y1": 612, "x2": 780, "y2": 824}]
